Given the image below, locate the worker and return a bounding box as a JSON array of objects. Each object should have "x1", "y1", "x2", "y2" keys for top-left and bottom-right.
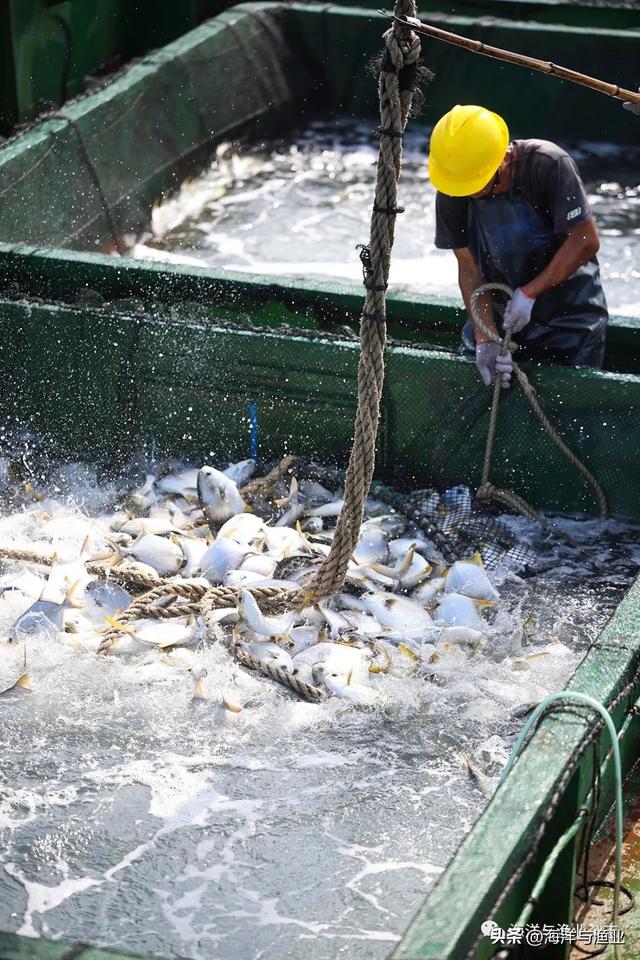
[{"x1": 429, "y1": 105, "x2": 608, "y2": 389}]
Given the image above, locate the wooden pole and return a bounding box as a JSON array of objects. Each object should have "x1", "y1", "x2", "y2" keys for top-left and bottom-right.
[{"x1": 384, "y1": 11, "x2": 640, "y2": 105}]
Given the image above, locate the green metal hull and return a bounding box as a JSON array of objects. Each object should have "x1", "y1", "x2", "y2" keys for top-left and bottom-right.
[
  {"x1": 0, "y1": 5, "x2": 639, "y2": 958},
  {"x1": 0, "y1": 3, "x2": 638, "y2": 249},
  {"x1": 2, "y1": 0, "x2": 638, "y2": 136},
  {"x1": 0, "y1": 0, "x2": 226, "y2": 135},
  {"x1": 0, "y1": 244, "x2": 637, "y2": 520}
]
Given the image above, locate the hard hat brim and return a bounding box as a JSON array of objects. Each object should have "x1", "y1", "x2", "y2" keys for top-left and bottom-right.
[{"x1": 429, "y1": 151, "x2": 505, "y2": 197}]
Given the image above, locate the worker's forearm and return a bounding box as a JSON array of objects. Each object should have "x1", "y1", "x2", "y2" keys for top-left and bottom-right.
[
  {"x1": 522, "y1": 234, "x2": 597, "y2": 299},
  {"x1": 458, "y1": 263, "x2": 496, "y2": 343}
]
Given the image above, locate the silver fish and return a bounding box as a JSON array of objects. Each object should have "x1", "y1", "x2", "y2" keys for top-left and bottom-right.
[
  {"x1": 460, "y1": 753, "x2": 496, "y2": 799},
  {"x1": 8, "y1": 588, "x2": 80, "y2": 644},
  {"x1": 434, "y1": 593, "x2": 485, "y2": 630},
  {"x1": 119, "y1": 534, "x2": 185, "y2": 577},
  {"x1": 0, "y1": 673, "x2": 32, "y2": 698},
  {"x1": 240, "y1": 641, "x2": 294, "y2": 673},
  {"x1": 223, "y1": 459, "x2": 257, "y2": 487},
  {"x1": 83, "y1": 580, "x2": 132, "y2": 626},
  {"x1": 198, "y1": 466, "x2": 247, "y2": 527},
  {"x1": 239, "y1": 590, "x2": 295, "y2": 637}
]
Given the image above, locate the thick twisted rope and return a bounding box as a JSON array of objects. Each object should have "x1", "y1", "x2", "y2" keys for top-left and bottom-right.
[
  {"x1": 219, "y1": 632, "x2": 327, "y2": 703},
  {"x1": 0, "y1": 544, "x2": 170, "y2": 590},
  {"x1": 303, "y1": 2, "x2": 421, "y2": 601},
  {"x1": 96, "y1": 583, "x2": 304, "y2": 655},
  {"x1": 470, "y1": 283, "x2": 608, "y2": 520}
]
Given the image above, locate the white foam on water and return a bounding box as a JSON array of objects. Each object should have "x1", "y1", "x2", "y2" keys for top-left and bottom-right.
[
  {"x1": 132, "y1": 120, "x2": 640, "y2": 314},
  {"x1": 4, "y1": 863, "x2": 103, "y2": 937}
]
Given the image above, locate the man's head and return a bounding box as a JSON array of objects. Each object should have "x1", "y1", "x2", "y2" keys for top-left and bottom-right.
[{"x1": 428, "y1": 105, "x2": 509, "y2": 198}]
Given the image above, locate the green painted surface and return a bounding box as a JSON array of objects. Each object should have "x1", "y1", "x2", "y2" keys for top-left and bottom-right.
[
  {"x1": 0, "y1": 5, "x2": 317, "y2": 248},
  {"x1": 1, "y1": 244, "x2": 638, "y2": 372},
  {"x1": 0, "y1": 0, "x2": 215, "y2": 134},
  {"x1": 0, "y1": 6, "x2": 639, "y2": 958},
  {"x1": 0, "y1": 254, "x2": 637, "y2": 518},
  {"x1": 1, "y1": 0, "x2": 637, "y2": 136},
  {"x1": 337, "y1": 0, "x2": 640, "y2": 30},
  {"x1": 0, "y1": 3, "x2": 638, "y2": 246}
]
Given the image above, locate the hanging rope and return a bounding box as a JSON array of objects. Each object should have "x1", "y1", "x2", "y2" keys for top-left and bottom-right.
[
  {"x1": 470, "y1": 283, "x2": 609, "y2": 521},
  {"x1": 301, "y1": 0, "x2": 421, "y2": 602}
]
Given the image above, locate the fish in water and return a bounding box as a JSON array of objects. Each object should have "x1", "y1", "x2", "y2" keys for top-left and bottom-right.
[
  {"x1": 355, "y1": 592, "x2": 435, "y2": 640},
  {"x1": 223, "y1": 458, "x2": 256, "y2": 487},
  {"x1": 82, "y1": 580, "x2": 132, "y2": 627},
  {"x1": 322, "y1": 667, "x2": 378, "y2": 707},
  {"x1": 117, "y1": 533, "x2": 186, "y2": 577},
  {"x1": 191, "y1": 668, "x2": 208, "y2": 701},
  {"x1": 240, "y1": 640, "x2": 294, "y2": 673},
  {"x1": 275, "y1": 477, "x2": 304, "y2": 528},
  {"x1": 460, "y1": 753, "x2": 496, "y2": 799},
  {"x1": 126, "y1": 616, "x2": 200, "y2": 651},
  {"x1": 0, "y1": 673, "x2": 32, "y2": 698},
  {"x1": 198, "y1": 466, "x2": 247, "y2": 527},
  {"x1": 292, "y1": 641, "x2": 368, "y2": 682},
  {"x1": 216, "y1": 512, "x2": 266, "y2": 546},
  {"x1": 239, "y1": 590, "x2": 295, "y2": 637},
  {"x1": 444, "y1": 557, "x2": 499, "y2": 602},
  {"x1": 155, "y1": 467, "x2": 200, "y2": 499},
  {"x1": 8, "y1": 580, "x2": 83, "y2": 644},
  {"x1": 434, "y1": 593, "x2": 486, "y2": 631},
  {"x1": 198, "y1": 539, "x2": 250, "y2": 584}
]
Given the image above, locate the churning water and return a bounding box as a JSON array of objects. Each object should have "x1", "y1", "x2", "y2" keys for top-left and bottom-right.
[
  {"x1": 0, "y1": 459, "x2": 639, "y2": 960},
  {"x1": 132, "y1": 119, "x2": 640, "y2": 317}
]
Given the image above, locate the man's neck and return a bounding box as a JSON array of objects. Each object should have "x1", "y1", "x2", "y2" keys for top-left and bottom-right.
[{"x1": 490, "y1": 143, "x2": 517, "y2": 196}]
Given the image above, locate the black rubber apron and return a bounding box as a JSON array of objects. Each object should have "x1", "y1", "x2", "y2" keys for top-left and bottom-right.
[{"x1": 462, "y1": 147, "x2": 608, "y2": 368}]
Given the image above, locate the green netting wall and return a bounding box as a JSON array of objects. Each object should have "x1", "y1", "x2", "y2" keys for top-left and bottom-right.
[{"x1": 0, "y1": 279, "x2": 637, "y2": 519}]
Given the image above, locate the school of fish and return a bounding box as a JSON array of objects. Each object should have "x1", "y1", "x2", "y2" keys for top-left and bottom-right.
[{"x1": 0, "y1": 458, "x2": 540, "y2": 720}]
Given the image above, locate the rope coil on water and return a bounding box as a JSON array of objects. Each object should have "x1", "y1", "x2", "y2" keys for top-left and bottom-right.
[{"x1": 470, "y1": 283, "x2": 609, "y2": 521}]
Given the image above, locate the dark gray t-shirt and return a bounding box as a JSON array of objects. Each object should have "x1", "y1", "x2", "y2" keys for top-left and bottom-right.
[{"x1": 434, "y1": 139, "x2": 592, "y2": 250}]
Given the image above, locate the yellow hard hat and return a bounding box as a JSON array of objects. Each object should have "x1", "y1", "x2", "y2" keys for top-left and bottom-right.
[{"x1": 428, "y1": 105, "x2": 509, "y2": 197}]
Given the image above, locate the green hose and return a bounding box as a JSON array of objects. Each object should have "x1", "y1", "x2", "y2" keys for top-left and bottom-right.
[{"x1": 499, "y1": 690, "x2": 624, "y2": 933}]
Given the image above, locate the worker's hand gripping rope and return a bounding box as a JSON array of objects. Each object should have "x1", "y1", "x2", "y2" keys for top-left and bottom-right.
[
  {"x1": 503, "y1": 287, "x2": 536, "y2": 333},
  {"x1": 475, "y1": 342, "x2": 512, "y2": 388}
]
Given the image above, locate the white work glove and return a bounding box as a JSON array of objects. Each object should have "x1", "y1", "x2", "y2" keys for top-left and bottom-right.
[
  {"x1": 475, "y1": 342, "x2": 512, "y2": 388},
  {"x1": 623, "y1": 88, "x2": 640, "y2": 115},
  {"x1": 503, "y1": 288, "x2": 535, "y2": 333}
]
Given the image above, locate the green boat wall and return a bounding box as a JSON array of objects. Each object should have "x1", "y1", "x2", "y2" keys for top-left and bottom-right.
[
  {"x1": 0, "y1": 244, "x2": 638, "y2": 520},
  {"x1": 2, "y1": 0, "x2": 637, "y2": 136},
  {"x1": 0, "y1": 0, "x2": 226, "y2": 135},
  {"x1": 0, "y1": 1, "x2": 637, "y2": 518},
  {"x1": 341, "y1": 0, "x2": 640, "y2": 30}
]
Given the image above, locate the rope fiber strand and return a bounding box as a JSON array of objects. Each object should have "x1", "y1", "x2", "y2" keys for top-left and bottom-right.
[
  {"x1": 470, "y1": 283, "x2": 608, "y2": 521},
  {"x1": 303, "y1": 0, "x2": 422, "y2": 602}
]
